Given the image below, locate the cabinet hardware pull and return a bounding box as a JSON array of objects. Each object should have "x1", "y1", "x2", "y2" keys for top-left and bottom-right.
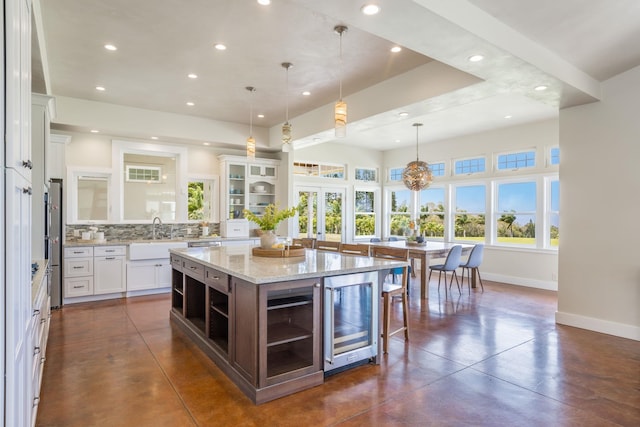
[
  {"x1": 33, "y1": 309, "x2": 40, "y2": 316},
  {"x1": 73, "y1": 266, "x2": 83, "y2": 269},
  {"x1": 23, "y1": 187, "x2": 32, "y2": 195},
  {"x1": 22, "y1": 160, "x2": 33, "y2": 169},
  {"x1": 105, "y1": 249, "x2": 115, "y2": 252},
  {"x1": 73, "y1": 285, "x2": 84, "y2": 289},
  {"x1": 314, "y1": 283, "x2": 321, "y2": 288},
  {"x1": 34, "y1": 347, "x2": 41, "y2": 355},
  {"x1": 73, "y1": 251, "x2": 83, "y2": 254},
  {"x1": 190, "y1": 266, "x2": 197, "y2": 270},
  {"x1": 105, "y1": 257, "x2": 115, "y2": 260}
]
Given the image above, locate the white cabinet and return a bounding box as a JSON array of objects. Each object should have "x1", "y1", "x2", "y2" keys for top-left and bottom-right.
[
  {"x1": 218, "y1": 155, "x2": 280, "y2": 229},
  {"x1": 63, "y1": 245, "x2": 127, "y2": 301},
  {"x1": 94, "y1": 246, "x2": 126, "y2": 295},
  {"x1": 64, "y1": 247, "x2": 94, "y2": 298},
  {"x1": 127, "y1": 260, "x2": 171, "y2": 292},
  {"x1": 30, "y1": 266, "x2": 50, "y2": 425}
]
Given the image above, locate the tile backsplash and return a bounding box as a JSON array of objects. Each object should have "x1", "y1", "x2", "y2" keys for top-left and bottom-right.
[{"x1": 65, "y1": 223, "x2": 221, "y2": 242}]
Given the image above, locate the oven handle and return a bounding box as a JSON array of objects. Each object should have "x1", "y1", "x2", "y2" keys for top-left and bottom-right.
[{"x1": 324, "y1": 285, "x2": 335, "y2": 365}]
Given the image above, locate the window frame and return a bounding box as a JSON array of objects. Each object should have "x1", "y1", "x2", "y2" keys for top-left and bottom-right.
[
  {"x1": 354, "y1": 166, "x2": 378, "y2": 183},
  {"x1": 452, "y1": 183, "x2": 487, "y2": 243},
  {"x1": 386, "y1": 186, "x2": 413, "y2": 238},
  {"x1": 495, "y1": 149, "x2": 536, "y2": 172},
  {"x1": 493, "y1": 178, "x2": 538, "y2": 247},
  {"x1": 354, "y1": 188, "x2": 379, "y2": 239},
  {"x1": 454, "y1": 156, "x2": 487, "y2": 176}
]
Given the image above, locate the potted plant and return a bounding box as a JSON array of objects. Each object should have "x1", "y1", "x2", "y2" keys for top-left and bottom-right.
[{"x1": 243, "y1": 204, "x2": 296, "y2": 248}]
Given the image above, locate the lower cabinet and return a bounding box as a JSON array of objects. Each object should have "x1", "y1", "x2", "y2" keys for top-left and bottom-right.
[
  {"x1": 63, "y1": 245, "x2": 126, "y2": 302},
  {"x1": 94, "y1": 246, "x2": 126, "y2": 295},
  {"x1": 127, "y1": 259, "x2": 171, "y2": 292},
  {"x1": 170, "y1": 254, "x2": 323, "y2": 404}
]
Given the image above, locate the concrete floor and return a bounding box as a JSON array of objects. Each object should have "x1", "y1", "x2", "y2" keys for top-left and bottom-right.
[{"x1": 36, "y1": 275, "x2": 640, "y2": 426}]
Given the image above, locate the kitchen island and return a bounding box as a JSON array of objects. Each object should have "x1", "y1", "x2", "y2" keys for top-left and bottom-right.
[{"x1": 168, "y1": 245, "x2": 406, "y2": 404}]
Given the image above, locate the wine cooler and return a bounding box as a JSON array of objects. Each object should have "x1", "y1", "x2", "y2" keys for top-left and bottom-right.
[{"x1": 324, "y1": 271, "x2": 379, "y2": 373}]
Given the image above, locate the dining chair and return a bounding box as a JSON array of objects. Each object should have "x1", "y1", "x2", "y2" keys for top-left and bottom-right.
[
  {"x1": 370, "y1": 237, "x2": 381, "y2": 243},
  {"x1": 339, "y1": 243, "x2": 370, "y2": 256},
  {"x1": 293, "y1": 237, "x2": 316, "y2": 249},
  {"x1": 388, "y1": 236, "x2": 398, "y2": 241},
  {"x1": 371, "y1": 246, "x2": 410, "y2": 354},
  {"x1": 315, "y1": 240, "x2": 341, "y2": 251},
  {"x1": 459, "y1": 243, "x2": 484, "y2": 293},
  {"x1": 428, "y1": 245, "x2": 463, "y2": 297}
]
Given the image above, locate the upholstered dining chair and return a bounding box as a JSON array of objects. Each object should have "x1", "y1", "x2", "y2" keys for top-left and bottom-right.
[
  {"x1": 371, "y1": 246, "x2": 410, "y2": 354},
  {"x1": 459, "y1": 243, "x2": 485, "y2": 293},
  {"x1": 370, "y1": 237, "x2": 381, "y2": 243},
  {"x1": 339, "y1": 243, "x2": 370, "y2": 256},
  {"x1": 315, "y1": 240, "x2": 341, "y2": 251},
  {"x1": 388, "y1": 236, "x2": 399, "y2": 241},
  {"x1": 428, "y1": 245, "x2": 463, "y2": 297},
  {"x1": 292, "y1": 237, "x2": 316, "y2": 249}
]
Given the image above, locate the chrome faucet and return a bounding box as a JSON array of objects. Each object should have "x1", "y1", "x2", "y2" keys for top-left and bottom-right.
[{"x1": 152, "y1": 216, "x2": 163, "y2": 240}]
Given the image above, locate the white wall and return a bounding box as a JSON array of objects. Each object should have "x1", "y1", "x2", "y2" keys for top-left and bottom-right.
[{"x1": 557, "y1": 66, "x2": 640, "y2": 341}]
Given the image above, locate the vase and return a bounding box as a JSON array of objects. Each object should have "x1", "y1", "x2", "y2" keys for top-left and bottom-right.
[{"x1": 260, "y1": 230, "x2": 278, "y2": 249}]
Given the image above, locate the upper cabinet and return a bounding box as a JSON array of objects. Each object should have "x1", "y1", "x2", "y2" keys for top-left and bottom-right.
[{"x1": 218, "y1": 155, "x2": 280, "y2": 223}]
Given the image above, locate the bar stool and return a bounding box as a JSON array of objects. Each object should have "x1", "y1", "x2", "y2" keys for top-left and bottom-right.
[
  {"x1": 371, "y1": 246, "x2": 410, "y2": 354},
  {"x1": 339, "y1": 243, "x2": 370, "y2": 256},
  {"x1": 316, "y1": 240, "x2": 340, "y2": 251}
]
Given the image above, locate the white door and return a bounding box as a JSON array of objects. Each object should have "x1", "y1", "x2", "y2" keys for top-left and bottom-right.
[{"x1": 295, "y1": 187, "x2": 345, "y2": 242}]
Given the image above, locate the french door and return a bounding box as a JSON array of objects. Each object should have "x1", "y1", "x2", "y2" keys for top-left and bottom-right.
[{"x1": 295, "y1": 186, "x2": 345, "y2": 242}]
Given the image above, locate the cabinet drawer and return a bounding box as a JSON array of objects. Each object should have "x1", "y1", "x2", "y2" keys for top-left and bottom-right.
[
  {"x1": 183, "y1": 259, "x2": 205, "y2": 281},
  {"x1": 205, "y1": 267, "x2": 229, "y2": 293},
  {"x1": 65, "y1": 277, "x2": 94, "y2": 297},
  {"x1": 64, "y1": 247, "x2": 94, "y2": 258},
  {"x1": 64, "y1": 258, "x2": 93, "y2": 277},
  {"x1": 170, "y1": 254, "x2": 183, "y2": 271},
  {"x1": 95, "y1": 245, "x2": 126, "y2": 256}
]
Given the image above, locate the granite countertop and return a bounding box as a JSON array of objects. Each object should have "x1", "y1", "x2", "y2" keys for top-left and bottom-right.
[
  {"x1": 31, "y1": 259, "x2": 49, "y2": 303},
  {"x1": 63, "y1": 236, "x2": 258, "y2": 247},
  {"x1": 171, "y1": 245, "x2": 407, "y2": 284}
]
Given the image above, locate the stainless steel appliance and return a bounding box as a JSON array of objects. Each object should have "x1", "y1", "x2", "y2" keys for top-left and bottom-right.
[
  {"x1": 324, "y1": 271, "x2": 379, "y2": 373},
  {"x1": 48, "y1": 179, "x2": 63, "y2": 308}
]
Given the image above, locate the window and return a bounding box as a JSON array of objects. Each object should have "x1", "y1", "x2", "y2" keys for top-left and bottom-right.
[
  {"x1": 355, "y1": 167, "x2": 377, "y2": 182},
  {"x1": 430, "y1": 162, "x2": 445, "y2": 177},
  {"x1": 389, "y1": 189, "x2": 412, "y2": 237},
  {"x1": 419, "y1": 187, "x2": 445, "y2": 238},
  {"x1": 67, "y1": 167, "x2": 112, "y2": 224},
  {"x1": 355, "y1": 190, "x2": 376, "y2": 237},
  {"x1": 550, "y1": 147, "x2": 560, "y2": 165},
  {"x1": 187, "y1": 176, "x2": 218, "y2": 222},
  {"x1": 548, "y1": 179, "x2": 559, "y2": 247},
  {"x1": 454, "y1": 185, "x2": 486, "y2": 241},
  {"x1": 455, "y1": 157, "x2": 485, "y2": 175},
  {"x1": 497, "y1": 150, "x2": 535, "y2": 170},
  {"x1": 389, "y1": 167, "x2": 403, "y2": 182},
  {"x1": 293, "y1": 162, "x2": 345, "y2": 179},
  {"x1": 126, "y1": 165, "x2": 161, "y2": 182},
  {"x1": 496, "y1": 181, "x2": 536, "y2": 245}
]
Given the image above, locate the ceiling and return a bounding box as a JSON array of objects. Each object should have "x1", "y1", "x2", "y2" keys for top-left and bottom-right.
[{"x1": 33, "y1": 0, "x2": 640, "y2": 152}]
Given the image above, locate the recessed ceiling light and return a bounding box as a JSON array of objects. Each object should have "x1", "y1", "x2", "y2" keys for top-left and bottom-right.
[
  {"x1": 395, "y1": 139, "x2": 401, "y2": 143},
  {"x1": 302, "y1": 91, "x2": 311, "y2": 96},
  {"x1": 203, "y1": 142, "x2": 211, "y2": 146},
  {"x1": 150, "y1": 136, "x2": 158, "y2": 140},
  {"x1": 257, "y1": 0, "x2": 271, "y2": 5},
  {"x1": 95, "y1": 86, "x2": 105, "y2": 91},
  {"x1": 90, "y1": 129, "x2": 99, "y2": 133},
  {"x1": 504, "y1": 115, "x2": 513, "y2": 119},
  {"x1": 214, "y1": 43, "x2": 227, "y2": 50},
  {"x1": 104, "y1": 44, "x2": 117, "y2": 51},
  {"x1": 188, "y1": 73, "x2": 198, "y2": 79},
  {"x1": 257, "y1": 114, "x2": 264, "y2": 118},
  {"x1": 361, "y1": 4, "x2": 380, "y2": 15},
  {"x1": 534, "y1": 85, "x2": 548, "y2": 91},
  {"x1": 398, "y1": 111, "x2": 409, "y2": 117},
  {"x1": 186, "y1": 102, "x2": 195, "y2": 106},
  {"x1": 468, "y1": 54, "x2": 484, "y2": 62},
  {"x1": 390, "y1": 46, "x2": 402, "y2": 53}
]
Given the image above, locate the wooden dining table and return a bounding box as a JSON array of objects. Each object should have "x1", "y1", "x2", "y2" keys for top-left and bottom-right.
[{"x1": 368, "y1": 241, "x2": 474, "y2": 299}]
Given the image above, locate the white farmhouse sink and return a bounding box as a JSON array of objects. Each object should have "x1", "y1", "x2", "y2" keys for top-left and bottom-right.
[{"x1": 128, "y1": 241, "x2": 188, "y2": 260}]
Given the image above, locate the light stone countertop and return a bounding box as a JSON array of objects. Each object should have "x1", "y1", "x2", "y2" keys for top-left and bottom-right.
[
  {"x1": 171, "y1": 245, "x2": 407, "y2": 284},
  {"x1": 63, "y1": 236, "x2": 257, "y2": 247}
]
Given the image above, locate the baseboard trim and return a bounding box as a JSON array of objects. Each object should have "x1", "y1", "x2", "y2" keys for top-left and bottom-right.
[
  {"x1": 555, "y1": 311, "x2": 640, "y2": 341},
  {"x1": 482, "y1": 273, "x2": 558, "y2": 291}
]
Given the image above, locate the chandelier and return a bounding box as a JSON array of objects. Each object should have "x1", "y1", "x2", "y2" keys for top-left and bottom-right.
[
  {"x1": 281, "y1": 62, "x2": 293, "y2": 152},
  {"x1": 334, "y1": 25, "x2": 348, "y2": 138},
  {"x1": 246, "y1": 86, "x2": 256, "y2": 159},
  {"x1": 402, "y1": 123, "x2": 432, "y2": 191}
]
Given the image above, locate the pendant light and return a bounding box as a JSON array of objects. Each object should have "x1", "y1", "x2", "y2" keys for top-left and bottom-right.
[
  {"x1": 246, "y1": 86, "x2": 256, "y2": 159},
  {"x1": 334, "y1": 25, "x2": 348, "y2": 138},
  {"x1": 281, "y1": 62, "x2": 293, "y2": 152},
  {"x1": 402, "y1": 123, "x2": 432, "y2": 191}
]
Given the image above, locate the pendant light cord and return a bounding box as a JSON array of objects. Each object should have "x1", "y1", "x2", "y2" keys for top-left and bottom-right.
[{"x1": 339, "y1": 32, "x2": 343, "y2": 102}]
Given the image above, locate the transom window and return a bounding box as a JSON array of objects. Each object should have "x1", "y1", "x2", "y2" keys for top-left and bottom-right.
[
  {"x1": 355, "y1": 167, "x2": 377, "y2": 182},
  {"x1": 455, "y1": 157, "x2": 485, "y2": 175},
  {"x1": 550, "y1": 147, "x2": 560, "y2": 165},
  {"x1": 497, "y1": 150, "x2": 535, "y2": 170},
  {"x1": 389, "y1": 167, "x2": 403, "y2": 182},
  {"x1": 126, "y1": 165, "x2": 161, "y2": 183},
  {"x1": 293, "y1": 162, "x2": 345, "y2": 179},
  {"x1": 430, "y1": 162, "x2": 445, "y2": 177}
]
